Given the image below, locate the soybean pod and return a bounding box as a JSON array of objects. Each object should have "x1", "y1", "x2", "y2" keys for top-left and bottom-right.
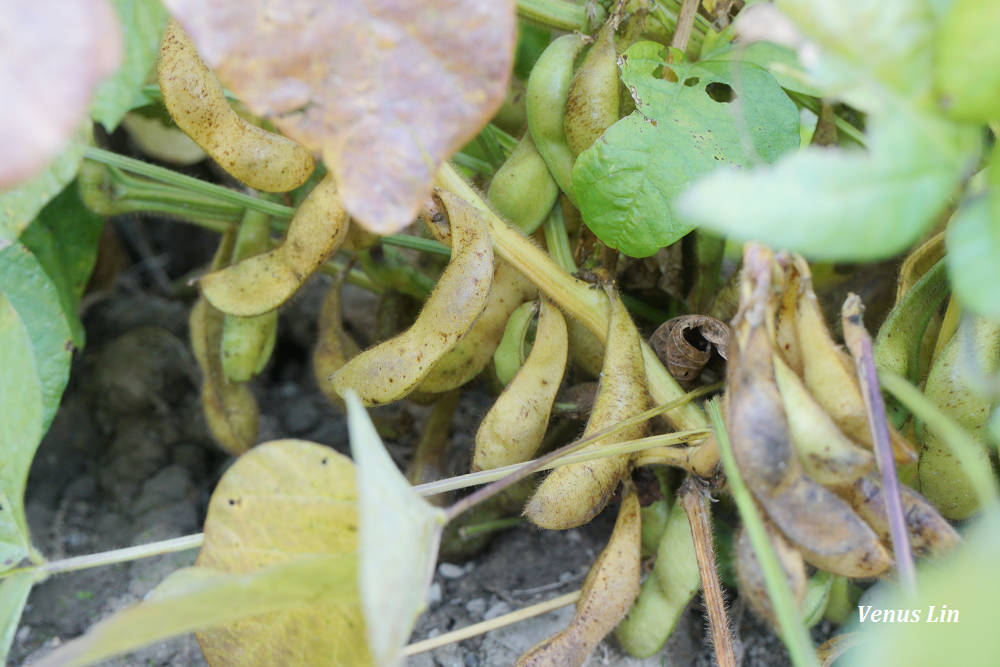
[
  {"x1": 614, "y1": 498, "x2": 700, "y2": 658},
  {"x1": 564, "y1": 22, "x2": 620, "y2": 156},
  {"x1": 200, "y1": 174, "x2": 349, "y2": 316},
  {"x1": 220, "y1": 208, "x2": 278, "y2": 382},
  {"x1": 524, "y1": 287, "x2": 649, "y2": 529},
  {"x1": 158, "y1": 21, "x2": 314, "y2": 193},
  {"x1": 330, "y1": 191, "x2": 494, "y2": 406},
  {"x1": 474, "y1": 297, "x2": 568, "y2": 471},
  {"x1": 527, "y1": 34, "x2": 587, "y2": 205},
  {"x1": 486, "y1": 133, "x2": 559, "y2": 234}
]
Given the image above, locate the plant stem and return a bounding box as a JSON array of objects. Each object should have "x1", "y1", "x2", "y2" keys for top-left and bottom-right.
[
  {"x1": 517, "y1": 0, "x2": 603, "y2": 32},
  {"x1": 0, "y1": 534, "x2": 204, "y2": 582},
  {"x1": 84, "y1": 147, "x2": 296, "y2": 218},
  {"x1": 439, "y1": 383, "x2": 718, "y2": 521},
  {"x1": 670, "y1": 0, "x2": 702, "y2": 52},
  {"x1": 435, "y1": 163, "x2": 709, "y2": 438},
  {"x1": 458, "y1": 516, "x2": 525, "y2": 539},
  {"x1": 787, "y1": 92, "x2": 866, "y2": 147},
  {"x1": 680, "y1": 478, "x2": 737, "y2": 667},
  {"x1": 708, "y1": 399, "x2": 820, "y2": 667},
  {"x1": 842, "y1": 296, "x2": 916, "y2": 595},
  {"x1": 380, "y1": 234, "x2": 450, "y2": 257},
  {"x1": 402, "y1": 590, "x2": 581, "y2": 656}
]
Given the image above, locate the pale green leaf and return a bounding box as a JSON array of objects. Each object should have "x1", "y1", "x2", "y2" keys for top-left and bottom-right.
[
  {"x1": 0, "y1": 125, "x2": 90, "y2": 242},
  {"x1": 946, "y1": 195, "x2": 1000, "y2": 320},
  {"x1": 678, "y1": 109, "x2": 980, "y2": 261},
  {"x1": 347, "y1": 391, "x2": 447, "y2": 667},
  {"x1": 0, "y1": 242, "x2": 73, "y2": 569},
  {"x1": 572, "y1": 42, "x2": 799, "y2": 258},
  {"x1": 19, "y1": 183, "x2": 105, "y2": 348},
  {"x1": 0, "y1": 573, "x2": 33, "y2": 664},
  {"x1": 773, "y1": 0, "x2": 937, "y2": 113},
  {"x1": 33, "y1": 557, "x2": 356, "y2": 667},
  {"x1": 91, "y1": 0, "x2": 170, "y2": 131},
  {"x1": 934, "y1": 0, "x2": 1000, "y2": 122},
  {"x1": 846, "y1": 508, "x2": 1000, "y2": 667}
]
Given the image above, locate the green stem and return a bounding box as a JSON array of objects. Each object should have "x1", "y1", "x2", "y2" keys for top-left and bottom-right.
[
  {"x1": 84, "y1": 147, "x2": 296, "y2": 218},
  {"x1": 517, "y1": 0, "x2": 604, "y2": 32},
  {"x1": 0, "y1": 534, "x2": 204, "y2": 582},
  {"x1": 708, "y1": 399, "x2": 819, "y2": 667},
  {"x1": 542, "y1": 203, "x2": 577, "y2": 273},
  {"x1": 380, "y1": 234, "x2": 450, "y2": 257},
  {"x1": 458, "y1": 516, "x2": 525, "y2": 539},
  {"x1": 435, "y1": 163, "x2": 708, "y2": 436},
  {"x1": 452, "y1": 153, "x2": 496, "y2": 177}
]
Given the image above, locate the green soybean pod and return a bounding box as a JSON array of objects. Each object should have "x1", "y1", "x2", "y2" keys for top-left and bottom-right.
[
  {"x1": 493, "y1": 300, "x2": 539, "y2": 386},
  {"x1": 221, "y1": 208, "x2": 279, "y2": 382},
  {"x1": 564, "y1": 23, "x2": 620, "y2": 156},
  {"x1": 527, "y1": 33, "x2": 587, "y2": 206},
  {"x1": 614, "y1": 500, "x2": 700, "y2": 658},
  {"x1": 918, "y1": 315, "x2": 1000, "y2": 519},
  {"x1": 486, "y1": 133, "x2": 559, "y2": 234}
]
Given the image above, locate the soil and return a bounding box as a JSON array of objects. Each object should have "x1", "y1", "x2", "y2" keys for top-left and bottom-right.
[{"x1": 9, "y1": 217, "x2": 834, "y2": 666}]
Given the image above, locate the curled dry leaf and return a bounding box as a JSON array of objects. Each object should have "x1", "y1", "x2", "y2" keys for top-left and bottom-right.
[
  {"x1": 162, "y1": 0, "x2": 516, "y2": 233},
  {"x1": 0, "y1": 0, "x2": 121, "y2": 187},
  {"x1": 649, "y1": 314, "x2": 730, "y2": 385}
]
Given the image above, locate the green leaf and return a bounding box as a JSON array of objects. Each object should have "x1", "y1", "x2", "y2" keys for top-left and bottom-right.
[
  {"x1": 346, "y1": 391, "x2": 447, "y2": 667},
  {"x1": 934, "y1": 0, "x2": 1000, "y2": 121},
  {"x1": 0, "y1": 125, "x2": 90, "y2": 242},
  {"x1": 0, "y1": 573, "x2": 33, "y2": 664},
  {"x1": 0, "y1": 242, "x2": 73, "y2": 569},
  {"x1": 773, "y1": 0, "x2": 937, "y2": 113},
  {"x1": 678, "y1": 109, "x2": 980, "y2": 261},
  {"x1": 91, "y1": 0, "x2": 170, "y2": 131},
  {"x1": 572, "y1": 42, "x2": 799, "y2": 258},
  {"x1": 32, "y1": 557, "x2": 357, "y2": 667},
  {"x1": 947, "y1": 194, "x2": 1000, "y2": 319},
  {"x1": 19, "y1": 183, "x2": 105, "y2": 348}
]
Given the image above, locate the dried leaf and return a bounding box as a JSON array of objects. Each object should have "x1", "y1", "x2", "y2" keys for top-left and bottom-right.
[
  {"x1": 649, "y1": 315, "x2": 730, "y2": 385},
  {"x1": 162, "y1": 0, "x2": 516, "y2": 233},
  {"x1": 0, "y1": 0, "x2": 121, "y2": 187}
]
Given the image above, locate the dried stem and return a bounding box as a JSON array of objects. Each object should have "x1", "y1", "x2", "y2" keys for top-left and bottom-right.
[
  {"x1": 402, "y1": 590, "x2": 581, "y2": 656},
  {"x1": 679, "y1": 478, "x2": 736, "y2": 667},
  {"x1": 670, "y1": 0, "x2": 702, "y2": 51},
  {"x1": 842, "y1": 294, "x2": 916, "y2": 595}
]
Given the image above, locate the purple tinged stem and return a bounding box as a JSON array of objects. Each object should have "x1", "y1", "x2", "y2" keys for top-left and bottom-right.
[{"x1": 842, "y1": 294, "x2": 916, "y2": 595}]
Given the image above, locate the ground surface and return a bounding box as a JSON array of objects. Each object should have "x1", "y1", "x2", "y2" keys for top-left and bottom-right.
[{"x1": 8, "y1": 217, "x2": 834, "y2": 666}]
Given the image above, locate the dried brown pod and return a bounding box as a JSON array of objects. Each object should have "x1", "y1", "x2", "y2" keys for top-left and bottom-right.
[
  {"x1": 838, "y1": 473, "x2": 961, "y2": 559},
  {"x1": 734, "y1": 522, "x2": 807, "y2": 628},
  {"x1": 649, "y1": 314, "x2": 731, "y2": 385}
]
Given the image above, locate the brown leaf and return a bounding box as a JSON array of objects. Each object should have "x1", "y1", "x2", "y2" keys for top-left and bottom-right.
[
  {"x1": 162, "y1": 0, "x2": 516, "y2": 233},
  {"x1": 0, "y1": 0, "x2": 121, "y2": 186},
  {"x1": 649, "y1": 314, "x2": 730, "y2": 385}
]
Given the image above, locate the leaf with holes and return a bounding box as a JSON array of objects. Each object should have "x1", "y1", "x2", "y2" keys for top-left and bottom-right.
[
  {"x1": 162, "y1": 0, "x2": 516, "y2": 234},
  {"x1": 0, "y1": 0, "x2": 120, "y2": 188},
  {"x1": 571, "y1": 42, "x2": 799, "y2": 258},
  {"x1": 0, "y1": 242, "x2": 73, "y2": 570},
  {"x1": 347, "y1": 391, "x2": 447, "y2": 667}
]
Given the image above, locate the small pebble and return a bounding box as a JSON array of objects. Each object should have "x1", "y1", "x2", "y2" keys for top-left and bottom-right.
[
  {"x1": 438, "y1": 563, "x2": 465, "y2": 579},
  {"x1": 465, "y1": 598, "x2": 487, "y2": 616},
  {"x1": 566, "y1": 529, "x2": 582, "y2": 543},
  {"x1": 428, "y1": 582, "x2": 443, "y2": 605},
  {"x1": 484, "y1": 601, "x2": 512, "y2": 620}
]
